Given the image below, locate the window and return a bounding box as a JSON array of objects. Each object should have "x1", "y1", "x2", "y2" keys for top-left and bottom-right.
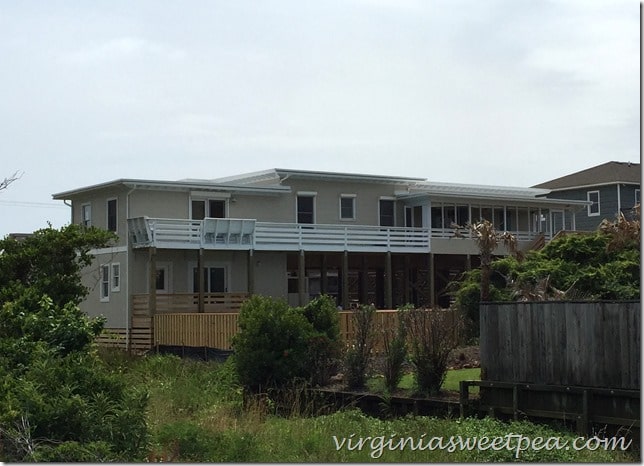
[
  {"x1": 191, "y1": 200, "x2": 206, "y2": 220},
  {"x1": 107, "y1": 199, "x2": 117, "y2": 232},
  {"x1": 111, "y1": 263, "x2": 120, "y2": 292},
  {"x1": 193, "y1": 266, "x2": 226, "y2": 292},
  {"x1": 635, "y1": 189, "x2": 640, "y2": 206},
  {"x1": 191, "y1": 199, "x2": 226, "y2": 220},
  {"x1": 155, "y1": 266, "x2": 169, "y2": 293},
  {"x1": 100, "y1": 264, "x2": 109, "y2": 302},
  {"x1": 209, "y1": 200, "x2": 225, "y2": 218},
  {"x1": 340, "y1": 195, "x2": 356, "y2": 220},
  {"x1": 587, "y1": 191, "x2": 600, "y2": 216},
  {"x1": 297, "y1": 194, "x2": 315, "y2": 224},
  {"x1": 81, "y1": 203, "x2": 92, "y2": 227},
  {"x1": 379, "y1": 199, "x2": 395, "y2": 227}
]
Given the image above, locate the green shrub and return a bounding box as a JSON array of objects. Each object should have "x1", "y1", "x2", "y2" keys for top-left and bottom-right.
[
  {"x1": 0, "y1": 297, "x2": 148, "y2": 462},
  {"x1": 381, "y1": 305, "x2": 409, "y2": 392},
  {"x1": 30, "y1": 440, "x2": 117, "y2": 462},
  {"x1": 232, "y1": 295, "x2": 317, "y2": 392},
  {"x1": 406, "y1": 309, "x2": 464, "y2": 396},
  {"x1": 344, "y1": 304, "x2": 376, "y2": 390},
  {"x1": 302, "y1": 295, "x2": 342, "y2": 386}
]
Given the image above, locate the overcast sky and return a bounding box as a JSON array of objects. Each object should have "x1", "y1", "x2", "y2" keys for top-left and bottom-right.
[{"x1": 0, "y1": 0, "x2": 639, "y2": 237}]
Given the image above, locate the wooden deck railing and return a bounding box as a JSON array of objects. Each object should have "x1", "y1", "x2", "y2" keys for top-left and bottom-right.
[{"x1": 132, "y1": 292, "x2": 249, "y2": 315}]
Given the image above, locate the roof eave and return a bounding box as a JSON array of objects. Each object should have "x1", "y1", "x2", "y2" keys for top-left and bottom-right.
[{"x1": 52, "y1": 178, "x2": 291, "y2": 199}]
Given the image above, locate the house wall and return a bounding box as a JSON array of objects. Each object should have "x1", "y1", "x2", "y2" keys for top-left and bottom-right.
[
  {"x1": 129, "y1": 189, "x2": 190, "y2": 219},
  {"x1": 80, "y1": 250, "x2": 128, "y2": 328},
  {"x1": 252, "y1": 251, "x2": 288, "y2": 298},
  {"x1": 70, "y1": 186, "x2": 129, "y2": 247},
  {"x1": 277, "y1": 178, "x2": 407, "y2": 226},
  {"x1": 228, "y1": 193, "x2": 292, "y2": 222},
  {"x1": 544, "y1": 184, "x2": 639, "y2": 231}
]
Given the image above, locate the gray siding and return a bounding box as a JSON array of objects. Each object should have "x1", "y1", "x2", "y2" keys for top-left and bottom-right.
[{"x1": 544, "y1": 184, "x2": 639, "y2": 231}]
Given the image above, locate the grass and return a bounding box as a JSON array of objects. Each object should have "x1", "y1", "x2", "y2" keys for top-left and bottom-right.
[
  {"x1": 367, "y1": 367, "x2": 481, "y2": 395},
  {"x1": 99, "y1": 349, "x2": 637, "y2": 462}
]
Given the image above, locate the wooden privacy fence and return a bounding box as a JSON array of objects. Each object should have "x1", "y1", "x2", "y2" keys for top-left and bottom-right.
[
  {"x1": 480, "y1": 301, "x2": 640, "y2": 389},
  {"x1": 154, "y1": 308, "x2": 461, "y2": 351}
]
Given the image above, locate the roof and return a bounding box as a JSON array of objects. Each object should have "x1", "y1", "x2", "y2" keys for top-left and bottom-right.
[
  {"x1": 532, "y1": 161, "x2": 641, "y2": 191},
  {"x1": 52, "y1": 178, "x2": 291, "y2": 199},
  {"x1": 205, "y1": 168, "x2": 426, "y2": 185}
]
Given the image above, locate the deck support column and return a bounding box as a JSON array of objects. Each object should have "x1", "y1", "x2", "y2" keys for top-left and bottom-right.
[
  {"x1": 320, "y1": 254, "x2": 328, "y2": 295},
  {"x1": 465, "y1": 254, "x2": 472, "y2": 271},
  {"x1": 403, "y1": 254, "x2": 411, "y2": 305},
  {"x1": 198, "y1": 248, "x2": 204, "y2": 313},
  {"x1": 148, "y1": 247, "x2": 157, "y2": 317},
  {"x1": 247, "y1": 249, "x2": 255, "y2": 295},
  {"x1": 385, "y1": 252, "x2": 393, "y2": 309},
  {"x1": 342, "y1": 251, "x2": 349, "y2": 310},
  {"x1": 298, "y1": 250, "x2": 307, "y2": 306},
  {"x1": 360, "y1": 255, "x2": 369, "y2": 305},
  {"x1": 428, "y1": 252, "x2": 435, "y2": 307}
]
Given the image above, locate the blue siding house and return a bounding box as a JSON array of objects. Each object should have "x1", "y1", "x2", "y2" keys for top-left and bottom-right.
[{"x1": 533, "y1": 161, "x2": 641, "y2": 231}]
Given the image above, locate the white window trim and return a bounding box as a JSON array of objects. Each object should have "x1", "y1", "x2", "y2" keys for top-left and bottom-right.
[
  {"x1": 111, "y1": 263, "x2": 120, "y2": 292},
  {"x1": 339, "y1": 194, "x2": 357, "y2": 221},
  {"x1": 106, "y1": 197, "x2": 118, "y2": 233},
  {"x1": 99, "y1": 264, "x2": 110, "y2": 302},
  {"x1": 587, "y1": 190, "x2": 600, "y2": 217},
  {"x1": 81, "y1": 203, "x2": 92, "y2": 227}
]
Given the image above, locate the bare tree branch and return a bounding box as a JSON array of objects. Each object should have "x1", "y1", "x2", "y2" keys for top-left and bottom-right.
[{"x1": 0, "y1": 171, "x2": 23, "y2": 192}]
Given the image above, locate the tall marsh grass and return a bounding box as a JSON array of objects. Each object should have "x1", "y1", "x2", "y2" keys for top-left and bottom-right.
[{"x1": 99, "y1": 349, "x2": 637, "y2": 462}]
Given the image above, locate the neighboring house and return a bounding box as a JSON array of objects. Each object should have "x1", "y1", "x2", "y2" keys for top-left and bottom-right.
[
  {"x1": 52, "y1": 168, "x2": 588, "y2": 350},
  {"x1": 533, "y1": 161, "x2": 641, "y2": 231}
]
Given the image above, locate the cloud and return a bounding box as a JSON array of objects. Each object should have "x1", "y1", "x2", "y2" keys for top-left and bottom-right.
[{"x1": 63, "y1": 36, "x2": 185, "y2": 64}]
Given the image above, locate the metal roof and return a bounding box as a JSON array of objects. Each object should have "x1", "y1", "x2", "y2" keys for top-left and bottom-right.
[
  {"x1": 207, "y1": 168, "x2": 426, "y2": 185},
  {"x1": 52, "y1": 178, "x2": 290, "y2": 199}
]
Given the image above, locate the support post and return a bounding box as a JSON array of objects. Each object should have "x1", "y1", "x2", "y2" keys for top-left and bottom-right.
[
  {"x1": 298, "y1": 250, "x2": 306, "y2": 306},
  {"x1": 428, "y1": 252, "x2": 435, "y2": 307},
  {"x1": 342, "y1": 250, "x2": 349, "y2": 310},
  {"x1": 385, "y1": 252, "x2": 393, "y2": 309},
  {"x1": 248, "y1": 249, "x2": 255, "y2": 295},
  {"x1": 403, "y1": 254, "x2": 411, "y2": 305},
  {"x1": 360, "y1": 255, "x2": 369, "y2": 305},
  {"x1": 198, "y1": 248, "x2": 204, "y2": 313},
  {"x1": 148, "y1": 247, "x2": 157, "y2": 337},
  {"x1": 320, "y1": 254, "x2": 328, "y2": 295}
]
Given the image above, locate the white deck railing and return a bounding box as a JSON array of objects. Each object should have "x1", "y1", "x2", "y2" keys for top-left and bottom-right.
[
  {"x1": 128, "y1": 217, "x2": 430, "y2": 252},
  {"x1": 128, "y1": 217, "x2": 554, "y2": 253}
]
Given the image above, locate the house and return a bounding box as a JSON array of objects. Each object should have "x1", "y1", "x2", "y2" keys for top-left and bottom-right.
[
  {"x1": 533, "y1": 161, "x2": 641, "y2": 230},
  {"x1": 52, "y1": 168, "x2": 588, "y2": 350}
]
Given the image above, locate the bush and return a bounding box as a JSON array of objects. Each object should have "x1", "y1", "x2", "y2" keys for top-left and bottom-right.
[
  {"x1": 301, "y1": 295, "x2": 342, "y2": 386},
  {"x1": 380, "y1": 305, "x2": 409, "y2": 392},
  {"x1": 0, "y1": 295, "x2": 148, "y2": 462},
  {"x1": 406, "y1": 308, "x2": 463, "y2": 396},
  {"x1": 344, "y1": 304, "x2": 376, "y2": 390},
  {"x1": 232, "y1": 296, "x2": 317, "y2": 392}
]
